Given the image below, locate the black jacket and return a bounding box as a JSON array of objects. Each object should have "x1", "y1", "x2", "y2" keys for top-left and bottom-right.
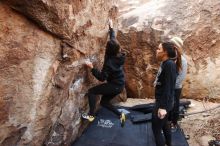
[
  {"x1": 91, "y1": 53, "x2": 125, "y2": 86},
  {"x1": 154, "y1": 59, "x2": 177, "y2": 111}
]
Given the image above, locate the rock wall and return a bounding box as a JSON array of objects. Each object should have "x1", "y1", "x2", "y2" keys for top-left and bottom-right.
[
  {"x1": 117, "y1": 0, "x2": 220, "y2": 101},
  {"x1": 0, "y1": 0, "x2": 116, "y2": 145},
  {"x1": 117, "y1": 28, "x2": 158, "y2": 99},
  {"x1": 1, "y1": 0, "x2": 220, "y2": 145}
]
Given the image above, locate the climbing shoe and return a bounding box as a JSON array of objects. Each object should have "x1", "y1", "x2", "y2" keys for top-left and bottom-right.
[
  {"x1": 81, "y1": 113, "x2": 95, "y2": 122},
  {"x1": 120, "y1": 113, "x2": 126, "y2": 127}
]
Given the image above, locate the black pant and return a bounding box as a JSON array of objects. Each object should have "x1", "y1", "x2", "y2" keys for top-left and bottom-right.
[
  {"x1": 152, "y1": 107, "x2": 171, "y2": 146},
  {"x1": 170, "y1": 88, "x2": 182, "y2": 125},
  {"x1": 88, "y1": 83, "x2": 124, "y2": 116}
]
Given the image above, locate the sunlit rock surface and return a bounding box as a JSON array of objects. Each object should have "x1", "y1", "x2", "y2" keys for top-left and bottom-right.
[
  {"x1": 0, "y1": 0, "x2": 116, "y2": 145},
  {"x1": 1, "y1": 0, "x2": 220, "y2": 145},
  {"x1": 117, "y1": 0, "x2": 220, "y2": 101}
]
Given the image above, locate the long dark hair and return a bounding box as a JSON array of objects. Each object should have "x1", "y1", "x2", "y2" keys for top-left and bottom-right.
[
  {"x1": 175, "y1": 47, "x2": 182, "y2": 72},
  {"x1": 162, "y1": 42, "x2": 182, "y2": 72},
  {"x1": 105, "y1": 39, "x2": 120, "y2": 57}
]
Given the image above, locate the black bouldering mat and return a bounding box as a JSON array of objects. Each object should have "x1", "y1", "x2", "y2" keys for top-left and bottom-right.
[
  {"x1": 72, "y1": 107, "x2": 189, "y2": 146},
  {"x1": 129, "y1": 100, "x2": 191, "y2": 114},
  {"x1": 172, "y1": 125, "x2": 189, "y2": 146},
  {"x1": 129, "y1": 103, "x2": 154, "y2": 114},
  {"x1": 130, "y1": 106, "x2": 186, "y2": 124},
  {"x1": 130, "y1": 113, "x2": 152, "y2": 124}
]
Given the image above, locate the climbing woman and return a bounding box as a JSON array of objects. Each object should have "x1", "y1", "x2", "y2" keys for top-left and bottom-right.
[{"x1": 82, "y1": 19, "x2": 126, "y2": 127}]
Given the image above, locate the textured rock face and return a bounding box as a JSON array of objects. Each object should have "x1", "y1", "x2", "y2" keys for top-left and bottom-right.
[
  {"x1": 0, "y1": 4, "x2": 60, "y2": 146},
  {"x1": 117, "y1": 0, "x2": 220, "y2": 101},
  {"x1": 0, "y1": 0, "x2": 116, "y2": 145},
  {"x1": 117, "y1": 28, "x2": 157, "y2": 98},
  {"x1": 1, "y1": 0, "x2": 220, "y2": 145}
]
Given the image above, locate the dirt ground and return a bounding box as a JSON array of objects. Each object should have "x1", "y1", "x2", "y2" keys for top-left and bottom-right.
[
  {"x1": 117, "y1": 98, "x2": 220, "y2": 146},
  {"x1": 180, "y1": 99, "x2": 220, "y2": 146}
]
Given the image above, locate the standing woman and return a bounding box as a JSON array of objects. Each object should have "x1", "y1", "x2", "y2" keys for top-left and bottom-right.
[
  {"x1": 152, "y1": 42, "x2": 179, "y2": 146},
  {"x1": 170, "y1": 37, "x2": 188, "y2": 128},
  {"x1": 82, "y1": 19, "x2": 126, "y2": 126}
]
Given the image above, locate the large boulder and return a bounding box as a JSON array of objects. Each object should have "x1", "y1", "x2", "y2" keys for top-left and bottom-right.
[
  {"x1": 117, "y1": 0, "x2": 220, "y2": 101},
  {"x1": 0, "y1": 0, "x2": 116, "y2": 145}
]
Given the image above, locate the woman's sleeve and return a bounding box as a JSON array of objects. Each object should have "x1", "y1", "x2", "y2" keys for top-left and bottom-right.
[
  {"x1": 109, "y1": 28, "x2": 116, "y2": 40},
  {"x1": 159, "y1": 62, "x2": 175, "y2": 110}
]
